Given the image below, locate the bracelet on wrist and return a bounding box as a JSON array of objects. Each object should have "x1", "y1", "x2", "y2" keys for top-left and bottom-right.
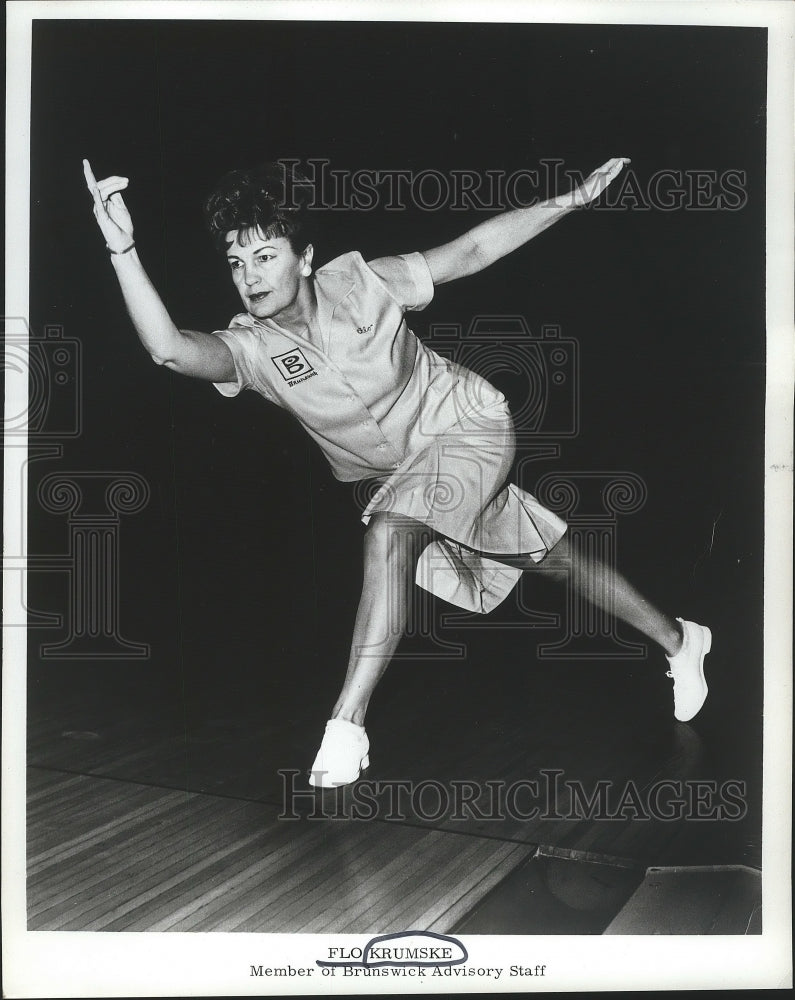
[{"x1": 108, "y1": 241, "x2": 136, "y2": 256}]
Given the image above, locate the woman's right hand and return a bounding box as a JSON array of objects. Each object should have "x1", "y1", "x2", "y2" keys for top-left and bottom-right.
[{"x1": 83, "y1": 158, "x2": 135, "y2": 252}]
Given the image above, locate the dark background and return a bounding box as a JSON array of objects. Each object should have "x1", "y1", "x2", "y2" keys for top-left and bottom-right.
[{"x1": 28, "y1": 21, "x2": 765, "y2": 785}]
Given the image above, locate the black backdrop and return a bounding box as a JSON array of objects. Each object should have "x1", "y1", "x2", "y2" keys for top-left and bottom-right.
[{"x1": 28, "y1": 20, "x2": 766, "y2": 738}]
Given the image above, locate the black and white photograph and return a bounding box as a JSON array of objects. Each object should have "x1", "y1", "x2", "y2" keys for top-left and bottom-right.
[{"x1": 3, "y1": 0, "x2": 793, "y2": 994}]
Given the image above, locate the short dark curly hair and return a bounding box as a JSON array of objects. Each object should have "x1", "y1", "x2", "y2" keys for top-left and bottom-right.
[{"x1": 204, "y1": 161, "x2": 314, "y2": 255}]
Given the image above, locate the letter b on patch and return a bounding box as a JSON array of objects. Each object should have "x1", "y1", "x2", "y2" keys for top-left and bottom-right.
[{"x1": 272, "y1": 347, "x2": 315, "y2": 382}]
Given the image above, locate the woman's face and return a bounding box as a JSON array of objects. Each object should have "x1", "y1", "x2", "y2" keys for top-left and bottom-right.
[{"x1": 225, "y1": 228, "x2": 312, "y2": 320}]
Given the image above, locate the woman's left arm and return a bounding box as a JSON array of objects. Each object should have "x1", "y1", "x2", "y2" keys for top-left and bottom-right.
[{"x1": 422, "y1": 157, "x2": 630, "y2": 285}]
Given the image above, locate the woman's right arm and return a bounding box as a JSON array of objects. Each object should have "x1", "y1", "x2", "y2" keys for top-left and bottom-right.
[{"x1": 83, "y1": 159, "x2": 236, "y2": 382}]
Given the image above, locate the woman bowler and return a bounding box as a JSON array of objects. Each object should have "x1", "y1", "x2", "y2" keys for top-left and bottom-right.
[{"x1": 83, "y1": 155, "x2": 712, "y2": 788}]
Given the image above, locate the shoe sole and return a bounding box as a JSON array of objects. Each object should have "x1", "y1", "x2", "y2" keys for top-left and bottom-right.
[
  {"x1": 308, "y1": 752, "x2": 370, "y2": 789},
  {"x1": 675, "y1": 625, "x2": 712, "y2": 722}
]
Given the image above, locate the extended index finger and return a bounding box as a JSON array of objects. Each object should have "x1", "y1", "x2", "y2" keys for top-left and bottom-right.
[{"x1": 82, "y1": 159, "x2": 103, "y2": 209}]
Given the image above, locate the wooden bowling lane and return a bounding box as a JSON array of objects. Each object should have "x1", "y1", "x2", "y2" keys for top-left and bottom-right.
[{"x1": 27, "y1": 766, "x2": 534, "y2": 933}]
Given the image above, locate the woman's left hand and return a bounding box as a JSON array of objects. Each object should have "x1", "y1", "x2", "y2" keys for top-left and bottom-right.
[
  {"x1": 83, "y1": 159, "x2": 135, "y2": 252},
  {"x1": 570, "y1": 157, "x2": 631, "y2": 207}
]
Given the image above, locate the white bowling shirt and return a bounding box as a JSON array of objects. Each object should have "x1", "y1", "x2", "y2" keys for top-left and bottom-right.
[{"x1": 211, "y1": 250, "x2": 505, "y2": 481}]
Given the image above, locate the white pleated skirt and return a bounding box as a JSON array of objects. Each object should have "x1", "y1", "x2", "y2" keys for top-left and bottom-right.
[{"x1": 360, "y1": 399, "x2": 567, "y2": 613}]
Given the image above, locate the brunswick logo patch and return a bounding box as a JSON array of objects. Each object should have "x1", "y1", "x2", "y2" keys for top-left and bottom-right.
[{"x1": 271, "y1": 347, "x2": 318, "y2": 387}]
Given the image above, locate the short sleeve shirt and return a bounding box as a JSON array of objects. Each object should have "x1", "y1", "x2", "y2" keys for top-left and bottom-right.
[{"x1": 212, "y1": 250, "x2": 505, "y2": 481}]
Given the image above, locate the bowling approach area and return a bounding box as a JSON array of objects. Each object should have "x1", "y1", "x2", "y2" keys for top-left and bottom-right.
[{"x1": 27, "y1": 588, "x2": 761, "y2": 935}]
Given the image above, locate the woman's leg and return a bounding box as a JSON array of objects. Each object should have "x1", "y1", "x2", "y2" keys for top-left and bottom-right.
[
  {"x1": 331, "y1": 512, "x2": 431, "y2": 725},
  {"x1": 497, "y1": 533, "x2": 712, "y2": 723},
  {"x1": 500, "y1": 533, "x2": 684, "y2": 656},
  {"x1": 309, "y1": 512, "x2": 430, "y2": 787}
]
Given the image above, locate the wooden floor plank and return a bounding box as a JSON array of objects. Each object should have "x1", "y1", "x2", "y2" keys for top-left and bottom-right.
[
  {"x1": 149, "y1": 824, "x2": 337, "y2": 932},
  {"x1": 27, "y1": 795, "x2": 243, "y2": 919},
  {"x1": 27, "y1": 780, "x2": 179, "y2": 849},
  {"x1": 237, "y1": 821, "x2": 415, "y2": 933},
  {"x1": 376, "y1": 838, "x2": 522, "y2": 934},
  {"x1": 26, "y1": 769, "x2": 85, "y2": 802},
  {"x1": 337, "y1": 834, "x2": 501, "y2": 933},
  {"x1": 74, "y1": 825, "x2": 279, "y2": 932},
  {"x1": 28, "y1": 787, "x2": 180, "y2": 874},
  {"x1": 257, "y1": 826, "x2": 444, "y2": 934},
  {"x1": 423, "y1": 842, "x2": 530, "y2": 932},
  {"x1": 107, "y1": 813, "x2": 386, "y2": 932},
  {"x1": 200, "y1": 823, "x2": 379, "y2": 932},
  {"x1": 296, "y1": 827, "x2": 440, "y2": 933},
  {"x1": 27, "y1": 791, "x2": 230, "y2": 893}
]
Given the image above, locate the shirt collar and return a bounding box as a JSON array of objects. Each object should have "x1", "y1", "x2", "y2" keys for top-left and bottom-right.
[
  {"x1": 313, "y1": 263, "x2": 356, "y2": 351},
  {"x1": 314, "y1": 264, "x2": 356, "y2": 309}
]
